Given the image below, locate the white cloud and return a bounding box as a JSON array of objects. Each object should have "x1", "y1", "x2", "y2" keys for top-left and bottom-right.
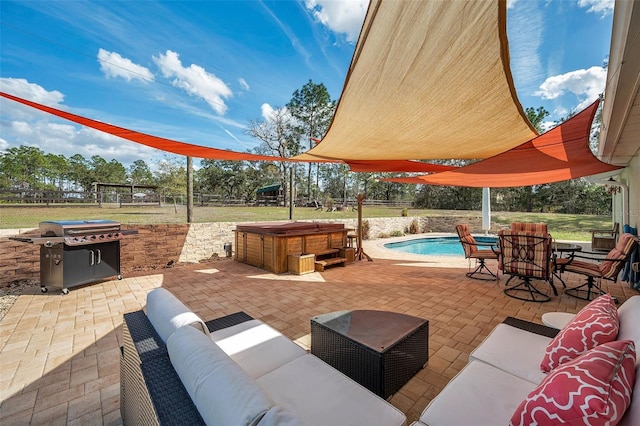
[
  {"x1": 578, "y1": 0, "x2": 614, "y2": 16},
  {"x1": 305, "y1": 0, "x2": 368, "y2": 43},
  {"x1": 534, "y1": 66, "x2": 606, "y2": 111},
  {"x1": 260, "y1": 104, "x2": 299, "y2": 134},
  {"x1": 238, "y1": 78, "x2": 250, "y2": 91},
  {"x1": 0, "y1": 77, "x2": 64, "y2": 107},
  {"x1": 0, "y1": 78, "x2": 66, "y2": 122},
  {"x1": 507, "y1": 1, "x2": 544, "y2": 93},
  {"x1": 261, "y1": 103, "x2": 277, "y2": 121},
  {"x1": 153, "y1": 50, "x2": 232, "y2": 115},
  {"x1": 97, "y1": 48, "x2": 154, "y2": 82},
  {"x1": 0, "y1": 79, "x2": 159, "y2": 166}
]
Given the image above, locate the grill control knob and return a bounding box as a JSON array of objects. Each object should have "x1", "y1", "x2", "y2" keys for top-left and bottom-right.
[
  {"x1": 114, "y1": 233, "x2": 120, "y2": 238},
  {"x1": 91, "y1": 235, "x2": 96, "y2": 240},
  {"x1": 99, "y1": 234, "x2": 104, "y2": 239}
]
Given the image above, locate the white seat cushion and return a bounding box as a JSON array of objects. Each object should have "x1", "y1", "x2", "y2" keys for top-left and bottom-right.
[
  {"x1": 146, "y1": 288, "x2": 209, "y2": 342},
  {"x1": 256, "y1": 354, "x2": 406, "y2": 426},
  {"x1": 470, "y1": 323, "x2": 551, "y2": 384},
  {"x1": 257, "y1": 406, "x2": 302, "y2": 426},
  {"x1": 167, "y1": 325, "x2": 274, "y2": 426},
  {"x1": 210, "y1": 319, "x2": 307, "y2": 378},
  {"x1": 419, "y1": 360, "x2": 536, "y2": 426}
]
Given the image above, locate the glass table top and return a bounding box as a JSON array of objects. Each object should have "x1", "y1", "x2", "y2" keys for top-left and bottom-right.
[{"x1": 311, "y1": 310, "x2": 427, "y2": 351}]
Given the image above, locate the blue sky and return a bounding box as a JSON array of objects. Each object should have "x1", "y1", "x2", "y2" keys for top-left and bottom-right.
[{"x1": 0, "y1": 0, "x2": 614, "y2": 169}]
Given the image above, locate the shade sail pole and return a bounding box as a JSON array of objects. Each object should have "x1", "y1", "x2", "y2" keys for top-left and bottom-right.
[
  {"x1": 482, "y1": 188, "x2": 491, "y2": 234},
  {"x1": 355, "y1": 194, "x2": 372, "y2": 261}
]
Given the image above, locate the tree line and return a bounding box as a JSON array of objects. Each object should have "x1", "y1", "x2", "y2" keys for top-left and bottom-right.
[{"x1": 0, "y1": 80, "x2": 612, "y2": 214}]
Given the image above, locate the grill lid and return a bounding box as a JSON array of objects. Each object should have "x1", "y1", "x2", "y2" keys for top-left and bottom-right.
[
  {"x1": 11, "y1": 219, "x2": 135, "y2": 247},
  {"x1": 40, "y1": 220, "x2": 121, "y2": 237}
]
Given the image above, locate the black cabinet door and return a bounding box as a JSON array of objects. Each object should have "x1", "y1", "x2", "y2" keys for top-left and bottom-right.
[
  {"x1": 93, "y1": 241, "x2": 120, "y2": 280},
  {"x1": 63, "y1": 246, "x2": 94, "y2": 287},
  {"x1": 63, "y1": 242, "x2": 120, "y2": 288}
]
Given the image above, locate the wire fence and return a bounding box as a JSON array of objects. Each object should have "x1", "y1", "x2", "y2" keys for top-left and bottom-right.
[{"x1": 1, "y1": 189, "x2": 413, "y2": 208}]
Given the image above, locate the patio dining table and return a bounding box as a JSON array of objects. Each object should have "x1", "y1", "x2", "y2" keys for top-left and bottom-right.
[{"x1": 552, "y1": 242, "x2": 583, "y2": 287}]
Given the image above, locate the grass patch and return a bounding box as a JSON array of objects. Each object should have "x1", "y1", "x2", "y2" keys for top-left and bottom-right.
[{"x1": 0, "y1": 205, "x2": 611, "y2": 242}]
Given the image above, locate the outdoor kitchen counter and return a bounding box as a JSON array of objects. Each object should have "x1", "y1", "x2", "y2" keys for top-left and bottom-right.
[{"x1": 234, "y1": 222, "x2": 352, "y2": 273}]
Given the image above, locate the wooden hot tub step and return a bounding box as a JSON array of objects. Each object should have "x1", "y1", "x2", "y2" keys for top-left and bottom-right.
[
  {"x1": 314, "y1": 257, "x2": 347, "y2": 272},
  {"x1": 309, "y1": 248, "x2": 340, "y2": 257}
]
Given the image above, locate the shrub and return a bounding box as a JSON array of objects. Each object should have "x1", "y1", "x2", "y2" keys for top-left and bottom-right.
[
  {"x1": 378, "y1": 232, "x2": 391, "y2": 238},
  {"x1": 408, "y1": 219, "x2": 420, "y2": 234},
  {"x1": 362, "y1": 220, "x2": 370, "y2": 240},
  {"x1": 401, "y1": 207, "x2": 409, "y2": 217},
  {"x1": 390, "y1": 230, "x2": 404, "y2": 237}
]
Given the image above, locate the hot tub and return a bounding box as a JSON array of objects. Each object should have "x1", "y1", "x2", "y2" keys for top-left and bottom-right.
[{"x1": 234, "y1": 222, "x2": 352, "y2": 273}]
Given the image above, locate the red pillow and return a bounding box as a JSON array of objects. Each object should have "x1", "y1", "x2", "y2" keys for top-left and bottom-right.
[
  {"x1": 511, "y1": 340, "x2": 636, "y2": 426},
  {"x1": 541, "y1": 294, "x2": 619, "y2": 372}
]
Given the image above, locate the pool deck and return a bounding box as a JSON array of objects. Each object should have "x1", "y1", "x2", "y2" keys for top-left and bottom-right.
[{"x1": 368, "y1": 233, "x2": 592, "y2": 267}]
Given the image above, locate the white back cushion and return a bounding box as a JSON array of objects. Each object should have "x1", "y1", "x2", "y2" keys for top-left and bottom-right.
[
  {"x1": 167, "y1": 325, "x2": 274, "y2": 426},
  {"x1": 618, "y1": 296, "x2": 640, "y2": 362},
  {"x1": 146, "y1": 288, "x2": 209, "y2": 343},
  {"x1": 617, "y1": 296, "x2": 640, "y2": 426}
]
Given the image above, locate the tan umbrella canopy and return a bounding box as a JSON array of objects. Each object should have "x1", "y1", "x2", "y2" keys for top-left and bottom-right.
[{"x1": 294, "y1": 0, "x2": 538, "y2": 162}]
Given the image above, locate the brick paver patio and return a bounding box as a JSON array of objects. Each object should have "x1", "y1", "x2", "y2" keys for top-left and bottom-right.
[{"x1": 1, "y1": 240, "x2": 637, "y2": 425}]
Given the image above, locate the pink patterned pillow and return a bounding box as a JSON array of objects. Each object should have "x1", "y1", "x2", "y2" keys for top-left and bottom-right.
[
  {"x1": 541, "y1": 294, "x2": 619, "y2": 372},
  {"x1": 511, "y1": 340, "x2": 636, "y2": 426}
]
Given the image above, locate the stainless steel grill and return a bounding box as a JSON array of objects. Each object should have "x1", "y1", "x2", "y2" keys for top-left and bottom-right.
[{"x1": 11, "y1": 220, "x2": 137, "y2": 294}]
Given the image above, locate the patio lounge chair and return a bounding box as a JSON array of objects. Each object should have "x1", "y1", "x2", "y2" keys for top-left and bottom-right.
[
  {"x1": 498, "y1": 231, "x2": 556, "y2": 302},
  {"x1": 562, "y1": 232, "x2": 639, "y2": 301},
  {"x1": 591, "y1": 222, "x2": 619, "y2": 251},
  {"x1": 455, "y1": 224, "x2": 498, "y2": 281}
]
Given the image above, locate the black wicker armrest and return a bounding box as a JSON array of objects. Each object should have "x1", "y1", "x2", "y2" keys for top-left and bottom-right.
[
  {"x1": 121, "y1": 310, "x2": 255, "y2": 425},
  {"x1": 503, "y1": 316, "x2": 559, "y2": 338},
  {"x1": 123, "y1": 310, "x2": 168, "y2": 361},
  {"x1": 140, "y1": 356, "x2": 206, "y2": 425}
]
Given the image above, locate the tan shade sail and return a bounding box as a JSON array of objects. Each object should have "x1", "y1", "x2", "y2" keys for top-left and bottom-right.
[
  {"x1": 294, "y1": 0, "x2": 538, "y2": 162},
  {"x1": 383, "y1": 100, "x2": 623, "y2": 187}
]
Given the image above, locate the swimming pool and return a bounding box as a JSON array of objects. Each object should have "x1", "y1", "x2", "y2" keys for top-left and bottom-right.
[{"x1": 384, "y1": 236, "x2": 498, "y2": 256}]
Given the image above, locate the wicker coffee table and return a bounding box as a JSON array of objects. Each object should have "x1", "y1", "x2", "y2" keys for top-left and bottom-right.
[{"x1": 311, "y1": 310, "x2": 429, "y2": 398}]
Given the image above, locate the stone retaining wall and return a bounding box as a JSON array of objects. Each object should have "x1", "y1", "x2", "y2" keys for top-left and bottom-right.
[{"x1": 0, "y1": 215, "x2": 488, "y2": 285}]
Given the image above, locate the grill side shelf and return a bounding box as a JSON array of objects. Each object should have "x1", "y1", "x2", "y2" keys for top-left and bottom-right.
[{"x1": 9, "y1": 236, "x2": 65, "y2": 245}]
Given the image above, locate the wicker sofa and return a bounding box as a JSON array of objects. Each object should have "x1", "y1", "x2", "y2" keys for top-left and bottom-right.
[
  {"x1": 413, "y1": 295, "x2": 640, "y2": 425},
  {"x1": 120, "y1": 288, "x2": 406, "y2": 425}
]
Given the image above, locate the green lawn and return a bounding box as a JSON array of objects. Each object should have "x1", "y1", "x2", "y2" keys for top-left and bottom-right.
[{"x1": 0, "y1": 205, "x2": 612, "y2": 242}]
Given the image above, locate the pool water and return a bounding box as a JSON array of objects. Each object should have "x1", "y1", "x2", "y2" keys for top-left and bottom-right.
[{"x1": 384, "y1": 236, "x2": 498, "y2": 256}]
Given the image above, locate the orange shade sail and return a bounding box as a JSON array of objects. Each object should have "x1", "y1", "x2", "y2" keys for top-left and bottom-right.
[
  {"x1": 1, "y1": 92, "x2": 287, "y2": 162},
  {"x1": 383, "y1": 100, "x2": 622, "y2": 187},
  {"x1": 346, "y1": 160, "x2": 456, "y2": 173}
]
